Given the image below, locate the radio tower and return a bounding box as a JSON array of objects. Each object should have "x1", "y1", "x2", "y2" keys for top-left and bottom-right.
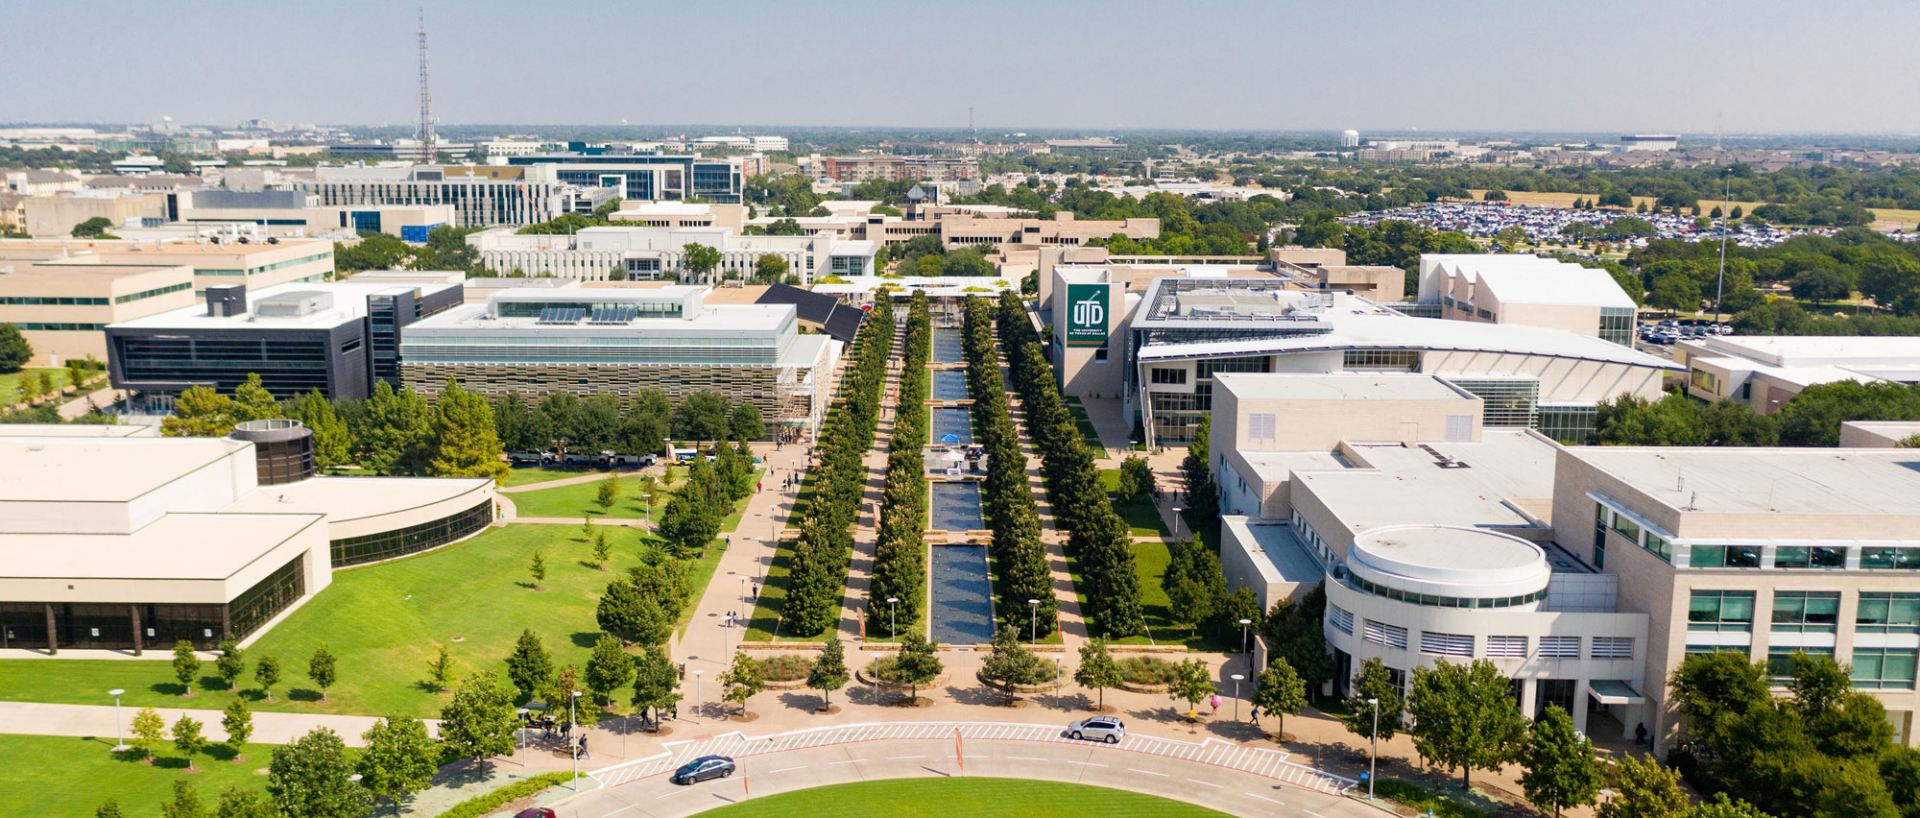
[{"x1": 415, "y1": 6, "x2": 436, "y2": 161}]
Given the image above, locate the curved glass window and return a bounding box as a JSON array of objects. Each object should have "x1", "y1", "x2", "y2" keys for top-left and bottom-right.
[
  {"x1": 330, "y1": 499, "x2": 493, "y2": 567},
  {"x1": 1343, "y1": 574, "x2": 1546, "y2": 609}
]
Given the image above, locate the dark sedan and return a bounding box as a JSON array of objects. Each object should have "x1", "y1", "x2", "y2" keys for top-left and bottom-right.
[{"x1": 671, "y1": 755, "x2": 736, "y2": 785}]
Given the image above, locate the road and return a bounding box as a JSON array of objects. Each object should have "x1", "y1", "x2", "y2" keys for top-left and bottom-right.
[{"x1": 551, "y1": 721, "x2": 1374, "y2": 817}]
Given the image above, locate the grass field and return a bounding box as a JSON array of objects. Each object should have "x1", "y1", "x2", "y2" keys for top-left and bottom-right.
[
  {"x1": 0, "y1": 524, "x2": 668, "y2": 718},
  {"x1": 742, "y1": 535, "x2": 823, "y2": 642},
  {"x1": 500, "y1": 466, "x2": 587, "y2": 487},
  {"x1": 507, "y1": 474, "x2": 666, "y2": 519},
  {"x1": 1100, "y1": 470, "x2": 1169, "y2": 538},
  {"x1": 1064, "y1": 397, "x2": 1106, "y2": 450},
  {"x1": 694, "y1": 777, "x2": 1230, "y2": 817},
  {"x1": 0, "y1": 733, "x2": 342, "y2": 818},
  {"x1": 0, "y1": 367, "x2": 68, "y2": 405}
]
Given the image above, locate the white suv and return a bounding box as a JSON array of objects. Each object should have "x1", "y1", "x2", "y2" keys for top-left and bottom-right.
[{"x1": 1067, "y1": 717, "x2": 1126, "y2": 744}]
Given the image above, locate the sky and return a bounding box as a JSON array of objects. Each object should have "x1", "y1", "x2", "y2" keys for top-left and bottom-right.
[{"x1": 3, "y1": 0, "x2": 1917, "y2": 135}]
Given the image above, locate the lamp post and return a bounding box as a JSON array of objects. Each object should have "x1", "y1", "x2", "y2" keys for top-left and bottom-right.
[
  {"x1": 1028, "y1": 598, "x2": 1040, "y2": 643},
  {"x1": 515, "y1": 707, "x2": 529, "y2": 767},
  {"x1": 1230, "y1": 673, "x2": 1245, "y2": 721},
  {"x1": 1366, "y1": 697, "x2": 1380, "y2": 800},
  {"x1": 108, "y1": 689, "x2": 127, "y2": 752},
  {"x1": 693, "y1": 670, "x2": 704, "y2": 724},
  {"x1": 1170, "y1": 507, "x2": 1183, "y2": 542},
  {"x1": 569, "y1": 690, "x2": 583, "y2": 789},
  {"x1": 1238, "y1": 618, "x2": 1253, "y2": 674},
  {"x1": 886, "y1": 596, "x2": 898, "y2": 638}
]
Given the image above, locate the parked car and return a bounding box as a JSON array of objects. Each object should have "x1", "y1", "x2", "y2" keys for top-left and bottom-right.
[
  {"x1": 1067, "y1": 717, "x2": 1126, "y2": 744},
  {"x1": 560, "y1": 452, "x2": 597, "y2": 468},
  {"x1": 608, "y1": 453, "x2": 654, "y2": 469},
  {"x1": 672, "y1": 755, "x2": 736, "y2": 784},
  {"x1": 507, "y1": 451, "x2": 546, "y2": 466},
  {"x1": 513, "y1": 810, "x2": 556, "y2": 818}
]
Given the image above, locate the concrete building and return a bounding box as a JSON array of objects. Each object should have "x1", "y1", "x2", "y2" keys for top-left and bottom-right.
[
  {"x1": 398, "y1": 286, "x2": 840, "y2": 436},
  {"x1": 609, "y1": 201, "x2": 747, "y2": 231},
  {"x1": 1675, "y1": 335, "x2": 1920, "y2": 413},
  {"x1": 0, "y1": 421, "x2": 492, "y2": 653},
  {"x1": 105, "y1": 273, "x2": 464, "y2": 405},
  {"x1": 0, "y1": 258, "x2": 197, "y2": 366},
  {"x1": 1618, "y1": 135, "x2": 1680, "y2": 152},
  {"x1": 0, "y1": 236, "x2": 334, "y2": 294},
  {"x1": 506, "y1": 153, "x2": 744, "y2": 204},
  {"x1": 22, "y1": 191, "x2": 168, "y2": 236},
  {"x1": 298, "y1": 165, "x2": 616, "y2": 228},
  {"x1": 1418, "y1": 254, "x2": 1638, "y2": 345},
  {"x1": 1839, "y1": 420, "x2": 1920, "y2": 448},
  {"x1": 939, "y1": 213, "x2": 1158, "y2": 251},
  {"x1": 808, "y1": 155, "x2": 979, "y2": 183},
  {"x1": 467, "y1": 226, "x2": 874, "y2": 284},
  {"x1": 173, "y1": 189, "x2": 454, "y2": 240}
]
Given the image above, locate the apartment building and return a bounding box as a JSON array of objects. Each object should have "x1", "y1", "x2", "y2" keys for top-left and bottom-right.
[
  {"x1": 0, "y1": 258, "x2": 196, "y2": 366},
  {"x1": 808, "y1": 154, "x2": 979, "y2": 183},
  {"x1": 939, "y1": 213, "x2": 1158, "y2": 250},
  {"x1": 506, "y1": 153, "x2": 744, "y2": 204}
]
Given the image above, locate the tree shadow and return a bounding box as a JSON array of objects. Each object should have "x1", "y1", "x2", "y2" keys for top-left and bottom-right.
[
  {"x1": 150, "y1": 755, "x2": 190, "y2": 770},
  {"x1": 412, "y1": 680, "x2": 444, "y2": 694},
  {"x1": 944, "y1": 684, "x2": 1015, "y2": 708},
  {"x1": 568, "y1": 632, "x2": 600, "y2": 649},
  {"x1": 199, "y1": 674, "x2": 234, "y2": 691},
  {"x1": 237, "y1": 688, "x2": 266, "y2": 703},
  {"x1": 1034, "y1": 690, "x2": 1093, "y2": 711},
  {"x1": 204, "y1": 744, "x2": 240, "y2": 763},
  {"x1": 1205, "y1": 719, "x2": 1268, "y2": 742},
  {"x1": 286, "y1": 687, "x2": 322, "y2": 702},
  {"x1": 777, "y1": 691, "x2": 829, "y2": 712},
  {"x1": 576, "y1": 560, "x2": 603, "y2": 571},
  {"x1": 514, "y1": 581, "x2": 538, "y2": 590},
  {"x1": 149, "y1": 682, "x2": 187, "y2": 696}
]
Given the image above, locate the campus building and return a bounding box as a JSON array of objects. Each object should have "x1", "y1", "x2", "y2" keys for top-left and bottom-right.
[
  {"x1": 172, "y1": 189, "x2": 455, "y2": 240},
  {"x1": 0, "y1": 236, "x2": 335, "y2": 293},
  {"x1": 0, "y1": 258, "x2": 197, "y2": 366},
  {"x1": 1417, "y1": 254, "x2": 1638, "y2": 345},
  {"x1": 397, "y1": 286, "x2": 841, "y2": 435},
  {"x1": 806, "y1": 154, "x2": 980, "y2": 183},
  {"x1": 1045, "y1": 268, "x2": 1676, "y2": 446},
  {"x1": 1675, "y1": 334, "x2": 1920, "y2": 414},
  {"x1": 467, "y1": 226, "x2": 875, "y2": 284},
  {"x1": 297, "y1": 165, "x2": 617, "y2": 228},
  {"x1": 506, "y1": 153, "x2": 744, "y2": 204},
  {"x1": 0, "y1": 421, "x2": 493, "y2": 653},
  {"x1": 104, "y1": 273, "x2": 465, "y2": 405}
]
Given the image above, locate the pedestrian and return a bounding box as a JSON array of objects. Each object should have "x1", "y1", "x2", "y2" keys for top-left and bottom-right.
[
  {"x1": 1250, "y1": 705, "x2": 1260, "y2": 723},
  {"x1": 579, "y1": 734, "x2": 590, "y2": 760},
  {"x1": 1209, "y1": 693, "x2": 1221, "y2": 714}
]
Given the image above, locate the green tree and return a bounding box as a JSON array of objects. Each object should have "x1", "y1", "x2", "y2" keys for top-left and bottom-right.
[
  {"x1": 428, "y1": 380, "x2": 510, "y2": 483},
  {"x1": 1649, "y1": 272, "x2": 1703, "y2": 311},
  {"x1": 1688, "y1": 794, "x2": 1775, "y2": 818},
  {"x1": 1115, "y1": 455, "x2": 1155, "y2": 504},
  {"x1": 354, "y1": 381, "x2": 433, "y2": 476},
  {"x1": 585, "y1": 632, "x2": 635, "y2": 706},
  {"x1": 72, "y1": 216, "x2": 117, "y2": 238},
  {"x1": 231, "y1": 373, "x2": 280, "y2": 422},
  {"x1": 529, "y1": 550, "x2": 547, "y2": 589},
  {"x1": 160, "y1": 780, "x2": 204, "y2": 818},
  {"x1": 680, "y1": 242, "x2": 722, "y2": 283},
  {"x1": 358, "y1": 716, "x2": 440, "y2": 806},
  {"x1": 980, "y1": 625, "x2": 1049, "y2": 704},
  {"x1": 1598, "y1": 754, "x2": 1691, "y2": 818},
  {"x1": 808, "y1": 635, "x2": 851, "y2": 711},
  {"x1": 428, "y1": 644, "x2": 453, "y2": 693},
  {"x1": 505, "y1": 630, "x2": 552, "y2": 701},
  {"x1": 254, "y1": 655, "x2": 281, "y2": 702},
  {"x1": 729, "y1": 401, "x2": 764, "y2": 442},
  {"x1": 1074, "y1": 639, "x2": 1124, "y2": 711},
  {"x1": 213, "y1": 788, "x2": 277, "y2": 818},
  {"x1": 0, "y1": 324, "x2": 31, "y2": 372},
  {"x1": 214, "y1": 638, "x2": 245, "y2": 689},
  {"x1": 161, "y1": 386, "x2": 237, "y2": 437},
  {"x1": 171, "y1": 714, "x2": 207, "y2": 770},
  {"x1": 171, "y1": 639, "x2": 201, "y2": 696},
  {"x1": 891, "y1": 633, "x2": 945, "y2": 704},
  {"x1": 595, "y1": 471, "x2": 619, "y2": 514},
  {"x1": 1343, "y1": 658, "x2": 1404, "y2": 741},
  {"x1": 591, "y1": 529, "x2": 612, "y2": 569},
  {"x1": 720, "y1": 651, "x2": 766, "y2": 717},
  {"x1": 1167, "y1": 658, "x2": 1216, "y2": 721},
  {"x1": 307, "y1": 644, "x2": 337, "y2": 701},
  {"x1": 1160, "y1": 538, "x2": 1226, "y2": 629},
  {"x1": 752, "y1": 253, "x2": 789, "y2": 283},
  {"x1": 130, "y1": 706, "x2": 165, "y2": 759},
  {"x1": 596, "y1": 578, "x2": 661, "y2": 645},
  {"x1": 221, "y1": 699, "x2": 253, "y2": 757},
  {"x1": 268, "y1": 727, "x2": 371, "y2": 818},
  {"x1": 671, "y1": 389, "x2": 731, "y2": 444},
  {"x1": 1408, "y1": 659, "x2": 1529, "y2": 788},
  {"x1": 1252, "y1": 657, "x2": 1307, "y2": 741},
  {"x1": 286, "y1": 390, "x2": 352, "y2": 469},
  {"x1": 438, "y1": 671, "x2": 519, "y2": 767},
  {"x1": 96, "y1": 799, "x2": 125, "y2": 818},
  {"x1": 630, "y1": 644, "x2": 681, "y2": 729},
  {"x1": 1520, "y1": 705, "x2": 1601, "y2": 817},
  {"x1": 656, "y1": 486, "x2": 722, "y2": 557}
]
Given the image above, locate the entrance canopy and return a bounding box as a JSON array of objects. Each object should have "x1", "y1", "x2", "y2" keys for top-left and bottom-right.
[{"x1": 1588, "y1": 680, "x2": 1646, "y2": 705}]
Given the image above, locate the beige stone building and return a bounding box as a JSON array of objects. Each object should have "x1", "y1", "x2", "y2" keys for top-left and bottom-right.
[
  {"x1": 1418, "y1": 254, "x2": 1638, "y2": 345},
  {"x1": 0, "y1": 237, "x2": 334, "y2": 293},
  {"x1": 1675, "y1": 335, "x2": 1920, "y2": 414},
  {"x1": 0, "y1": 258, "x2": 197, "y2": 366}
]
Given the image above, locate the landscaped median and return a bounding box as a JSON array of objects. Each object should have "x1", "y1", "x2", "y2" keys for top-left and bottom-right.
[
  {"x1": 690, "y1": 777, "x2": 1231, "y2": 818},
  {"x1": 434, "y1": 771, "x2": 586, "y2": 818}
]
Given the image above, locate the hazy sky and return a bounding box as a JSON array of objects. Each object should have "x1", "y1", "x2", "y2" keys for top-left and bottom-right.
[{"x1": 4, "y1": 0, "x2": 1917, "y2": 134}]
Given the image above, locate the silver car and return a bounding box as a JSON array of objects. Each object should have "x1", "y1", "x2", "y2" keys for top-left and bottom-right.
[{"x1": 1067, "y1": 717, "x2": 1126, "y2": 744}]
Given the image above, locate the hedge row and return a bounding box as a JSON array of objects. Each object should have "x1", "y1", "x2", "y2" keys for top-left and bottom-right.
[
  {"x1": 434, "y1": 772, "x2": 585, "y2": 818},
  {"x1": 962, "y1": 296, "x2": 1057, "y2": 637},
  {"x1": 869, "y1": 292, "x2": 933, "y2": 636}
]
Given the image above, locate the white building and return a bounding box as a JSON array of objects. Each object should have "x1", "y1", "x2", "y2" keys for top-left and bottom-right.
[
  {"x1": 1418, "y1": 254, "x2": 1638, "y2": 345},
  {"x1": 467, "y1": 225, "x2": 875, "y2": 284},
  {"x1": 1675, "y1": 335, "x2": 1920, "y2": 413}
]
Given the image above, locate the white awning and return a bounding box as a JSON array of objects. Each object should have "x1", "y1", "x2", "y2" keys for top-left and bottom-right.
[{"x1": 1588, "y1": 680, "x2": 1646, "y2": 705}]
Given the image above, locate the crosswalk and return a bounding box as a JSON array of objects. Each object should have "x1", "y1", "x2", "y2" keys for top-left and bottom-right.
[{"x1": 587, "y1": 720, "x2": 1355, "y2": 795}]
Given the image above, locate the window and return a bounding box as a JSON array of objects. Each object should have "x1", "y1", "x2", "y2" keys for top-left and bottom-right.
[
  {"x1": 1342, "y1": 349, "x2": 1420, "y2": 372},
  {"x1": 1093, "y1": 347, "x2": 1108, "y2": 362},
  {"x1": 1362, "y1": 620, "x2": 1408, "y2": 649},
  {"x1": 1853, "y1": 648, "x2": 1919, "y2": 690},
  {"x1": 1768, "y1": 648, "x2": 1835, "y2": 683},
  {"x1": 1599, "y1": 307, "x2": 1636, "y2": 347},
  {"x1": 1592, "y1": 637, "x2": 1635, "y2": 660},
  {"x1": 1486, "y1": 636, "x2": 1529, "y2": 657},
  {"x1": 1689, "y1": 590, "x2": 1756, "y2": 632},
  {"x1": 329, "y1": 499, "x2": 494, "y2": 567},
  {"x1": 1608, "y1": 511, "x2": 1642, "y2": 545},
  {"x1": 1539, "y1": 636, "x2": 1581, "y2": 658},
  {"x1": 1149, "y1": 368, "x2": 1187, "y2": 385},
  {"x1": 1591, "y1": 505, "x2": 1609, "y2": 570},
  {"x1": 1775, "y1": 546, "x2": 1846, "y2": 570},
  {"x1": 1691, "y1": 545, "x2": 1761, "y2": 569},
  {"x1": 1421, "y1": 631, "x2": 1474, "y2": 657},
  {"x1": 1328, "y1": 604, "x2": 1354, "y2": 635},
  {"x1": 1644, "y1": 532, "x2": 1673, "y2": 563},
  {"x1": 1861, "y1": 547, "x2": 1920, "y2": 570},
  {"x1": 1771, "y1": 591, "x2": 1840, "y2": 633},
  {"x1": 1247, "y1": 413, "x2": 1276, "y2": 441},
  {"x1": 1446, "y1": 379, "x2": 1538, "y2": 428},
  {"x1": 1858, "y1": 593, "x2": 1920, "y2": 634}
]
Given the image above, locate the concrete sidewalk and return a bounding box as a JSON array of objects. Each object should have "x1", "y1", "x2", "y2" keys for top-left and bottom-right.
[{"x1": 0, "y1": 700, "x2": 409, "y2": 747}]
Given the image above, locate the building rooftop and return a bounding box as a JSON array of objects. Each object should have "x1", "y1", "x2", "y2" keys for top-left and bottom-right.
[
  {"x1": 3, "y1": 513, "x2": 324, "y2": 580},
  {"x1": 1292, "y1": 430, "x2": 1560, "y2": 534},
  {"x1": 0, "y1": 236, "x2": 332, "y2": 260},
  {"x1": 1566, "y1": 447, "x2": 1920, "y2": 517},
  {"x1": 111, "y1": 278, "x2": 462, "y2": 331},
  {"x1": 0, "y1": 436, "x2": 249, "y2": 503},
  {"x1": 1222, "y1": 518, "x2": 1324, "y2": 587},
  {"x1": 1684, "y1": 334, "x2": 1920, "y2": 366},
  {"x1": 1214, "y1": 371, "x2": 1476, "y2": 402},
  {"x1": 225, "y1": 475, "x2": 491, "y2": 523},
  {"x1": 0, "y1": 423, "x2": 154, "y2": 438},
  {"x1": 1138, "y1": 309, "x2": 1679, "y2": 370},
  {"x1": 1420, "y1": 254, "x2": 1636, "y2": 309}
]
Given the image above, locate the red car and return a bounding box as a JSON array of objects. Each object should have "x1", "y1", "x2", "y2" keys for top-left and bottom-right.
[{"x1": 514, "y1": 810, "x2": 556, "y2": 818}]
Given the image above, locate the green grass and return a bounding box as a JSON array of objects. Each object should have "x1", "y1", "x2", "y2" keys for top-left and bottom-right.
[
  {"x1": 1370, "y1": 778, "x2": 1499, "y2": 818},
  {"x1": 499, "y1": 466, "x2": 589, "y2": 487},
  {"x1": 695, "y1": 777, "x2": 1230, "y2": 817},
  {"x1": 0, "y1": 367, "x2": 78, "y2": 405},
  {"x1": 0, "y1": 733, "x2": 353, "y2": 818},
  {"x1": 506, "y1": 474, "x2": 666, "y2": 519},
  {"x1": 742, "y1": 535, "x2": 825, "y2": 642},
  {"x1": 1064, "y1": 397, "x2": 1105, "y2": 450},
  {"x1": 0, "y1": 525, "x2": 663, "y2": 718},
  {"x1": 1100, "y1": 470, "x2": 1170, "y2": 538}
]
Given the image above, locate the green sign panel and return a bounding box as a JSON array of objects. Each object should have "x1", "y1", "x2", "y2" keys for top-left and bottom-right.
[{"x1": 1065, "y1": 283, "x2": 1109, "y2": 347}]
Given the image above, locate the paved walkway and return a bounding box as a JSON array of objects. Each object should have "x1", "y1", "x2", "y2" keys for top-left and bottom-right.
[{"x1": 0, "y1": 701, "x2": 406, "y2": 747}]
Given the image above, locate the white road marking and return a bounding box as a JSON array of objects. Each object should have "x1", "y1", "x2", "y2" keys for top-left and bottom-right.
[
  {"x1": 1246, "y1": 793, "x2": 1286, "y2": 806},
  {"x1": 1067, "y1": 761, "x2": 1108, "y2": 767},
  {"x1": 1187, "y1": 779, "x2": 1224, "y2": 788},
  {"x1": 1126, "y1": 767, "x2": 1171, "y2": 777},
  {"x1": 1006, "y1": 755, "x2": 1045, "y2": 762},
  {"x1": 1305, "y1": 810, "x2": 1329, "y2": 818},
  {"x1": 768, "y1": 765, "x2": 807, "y2": 774},
  {"x1": 654, "y1": 790, "x2": 689, "y2": 800},
  {"x1": 885, "y1": 755, "x2": 923, "y2": 760}
]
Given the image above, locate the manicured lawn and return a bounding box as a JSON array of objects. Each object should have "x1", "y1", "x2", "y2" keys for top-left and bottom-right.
[
  {"x1": 742, "y1": 535, "x2": 825, "y2": 642},
  {"x1": 1370, "y1": 778, "x2": 1500, "y2": 818},
  {"x1": 0, "y1": 367, "x2": 74, "y2": 405},
  {"x1": 1064, "y1": 397, "x2": 1105, "y2": 449},
  {"x1": 0, "y1": 733, "x2": 337, "y2": 818},
  {"x1": 0, "y1": 525, "x2": 659, "y2": 718},
  {"x1": 507, "y1": 474, "x2": 666, "y2": 519},
  {"x1": 500, "y1": 466, "x2": 587, "y2": 487},
  {"x1": 1100, "y1": 469, "x2": 1169, "y2": 538},
  {"x1": 695, "y1": 777, "x2": 1230, "y2": 817}
]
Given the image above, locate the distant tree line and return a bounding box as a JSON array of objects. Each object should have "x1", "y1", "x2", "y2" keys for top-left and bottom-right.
[
  {"x1": 490, "y1": 387, "x2": 764, "y2": 457},
  {"x1": 1596, "y1": 382, "x2": 1920, "y2": 448}
]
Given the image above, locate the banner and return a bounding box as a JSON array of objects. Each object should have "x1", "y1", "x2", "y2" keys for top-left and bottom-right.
[{"x1": 1065, "y1": 283, "x2": 1109, "y2": 347}]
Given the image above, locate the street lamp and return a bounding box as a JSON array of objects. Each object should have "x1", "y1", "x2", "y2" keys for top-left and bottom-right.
[
  {"x1": 692, "y1": 670, "x2": 704, "y2": 724},
  {"x1": 886, "y1": 596, "x2": 898, "y2": 638},
  {"x1": 569, "y1": 690, "x2": 583, "y2": 790},
  {"x1": 1238, "y1": 618, "x2": 1254, "y2": 682},
  {"x1": 1230, "y1": 673, "x2": 1245, "y2": 722},
  {"x1": 515, "y1": 707, "x2": 529, "y2": 767},
  {"x1": 108, "y1": 689, "x2": 126, "y2": 752},
  {"x1": 1170, "y1": 507, "x2": 1183, "y2": 542},
  {"x1": 1366, "y1": 697, "x2": 1380, "y2": 800},
  {"x1": 1027, "y1": 598, "x2": 1040, "y2": 644}
]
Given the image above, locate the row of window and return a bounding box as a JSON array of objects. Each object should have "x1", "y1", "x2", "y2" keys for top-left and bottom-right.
[
  {"x1": 196, "y1": 251, "x2": 333, "y2": 278},
  {"x1": 1597, "y1": 500, "x2": 1920, "y2": 571},
  {"x1": 1343, "y1": 571, "x2": 1549, "y2": 609},
  {"x1": 1688, "y1": 644, "x2": 1919, "y2": 690},
  {"x1": 1689, "y1": 590, "x2": 1920, "y2": 634},
  {"x1": 1333, "y1": 607, "x2": 1637, "y2": 660},
  {"x1": 7, "y1": 322, "x2": 104, "y2": 331}
]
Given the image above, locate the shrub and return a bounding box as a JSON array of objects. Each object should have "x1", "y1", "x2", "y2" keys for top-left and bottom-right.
[
  {"x1": 434, "y1": 772, "x2": 584, "y2": 818},
  {"x1": 1116, "y1": 655, "x2": 1180, "y2": 686},
  {"x1": 754, "y1": 654, "x2": 815, "y2": 683}
]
